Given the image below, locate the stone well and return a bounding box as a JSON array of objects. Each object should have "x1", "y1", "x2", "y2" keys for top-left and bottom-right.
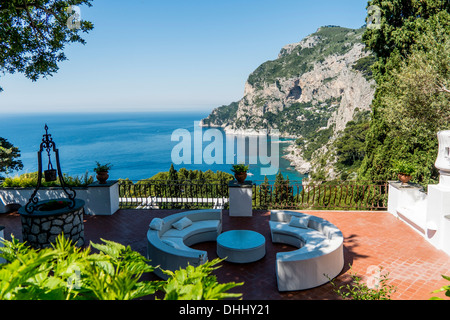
[{"x1": 18, "y1": 199, "x2": 85, "y2": 249}]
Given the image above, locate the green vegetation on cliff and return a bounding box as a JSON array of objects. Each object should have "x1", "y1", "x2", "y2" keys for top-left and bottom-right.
[
  {"x1": 334, "y1": 110, "x2": 371, "y2": 179},
  {"x1": 266, "y1": 98, "x2": 340, "y2": 138},
  {"x1": 201, "y1": 101, "x2": 239, "y2": 127},
  {"x1": 247, "y1": 27, "x2": 366, "y2": 89},
  {"x1": 352, "y1": 55, "x2": 377, "y2": 81}
]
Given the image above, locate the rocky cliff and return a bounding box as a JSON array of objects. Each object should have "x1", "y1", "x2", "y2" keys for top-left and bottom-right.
[{"x1": 201, "y1": 26, "x2": 376, "y2": 179}]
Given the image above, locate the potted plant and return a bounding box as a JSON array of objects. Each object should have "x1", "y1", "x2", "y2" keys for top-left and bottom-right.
[
  {"x1": 393, "y1": 159, "x2": 415, "y2": 185},
  {"x1": 231, "y1": 164, "x2": 249, "y2": 184},
  {"x1": 94, "y1": 162, "x2": 112, "y2": 184}
]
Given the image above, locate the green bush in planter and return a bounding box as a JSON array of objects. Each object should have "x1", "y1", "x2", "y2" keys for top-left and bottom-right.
[
  {"x1": 231, "y1": 164, "x2": 249, "y2": 173},
  {"x1": 392, "y1": 159, "x2": 415, "y2": 176}
]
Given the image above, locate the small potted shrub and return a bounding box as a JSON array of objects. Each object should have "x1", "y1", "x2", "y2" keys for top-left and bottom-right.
[
  {"x1": 94, "y1": 162, "x2": 112, "y2": 184},
  {"x1": 393, "y1": 159, "x2": 415, "y2": 185},
  {"x1": 231, "y1": 164, "x2": 249, "y2": 184}
]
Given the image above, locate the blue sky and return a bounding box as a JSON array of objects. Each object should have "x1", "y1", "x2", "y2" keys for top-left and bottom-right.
[{"x1": 0, "y1": 0, "x2": 369, "y2": 114}]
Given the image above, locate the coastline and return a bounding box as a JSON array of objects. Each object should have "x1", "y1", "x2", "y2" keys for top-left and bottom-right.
[
  {"x1": 200, "y1": 121, "x2": 311, "y2": 176},
  {"x1": 198, "y1": 120, "x2": 297, "y2": 138},
  {"x1": 281, "y1": 141, "x2": 312, "y2": 175}
]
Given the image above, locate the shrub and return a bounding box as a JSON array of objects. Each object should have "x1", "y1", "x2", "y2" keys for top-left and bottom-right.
[
  {"x1": 94, "y1": 162, "x2": 112, "y2": 173},
  {"x1": 231, "y1": 164, "x2": 249, "y2": 173},
  {"x1": 0, "y1": 235, "x2": 157, "y2": 300},
  {"x1": 0, "y1": 235, "x2": 242, "y2": 300},
  {"x1": 1, "y1": 171, "x2": 94, "y2": 188},
  {"x1": 431, "y1": 275, "x2": 450, "y2": 300},
  {"x1": 392, "y1": 159, "x2": 416, "y2": 176},
  {"x1": 160, "y1": 259, "x2": 243, "y2": 300}
]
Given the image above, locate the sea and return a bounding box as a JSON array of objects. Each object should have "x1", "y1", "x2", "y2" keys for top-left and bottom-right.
[{"x1": 0, "y1": 111, "x2": 306, "y2": 183}]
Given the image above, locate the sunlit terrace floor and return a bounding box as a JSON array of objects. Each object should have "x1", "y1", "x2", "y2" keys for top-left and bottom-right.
[{"x1": 1, "y1": 209, "x2": 450, "y2": 300}]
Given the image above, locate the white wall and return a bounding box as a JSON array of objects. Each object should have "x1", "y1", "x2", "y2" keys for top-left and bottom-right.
[
  {"x1": 388, "y1": 181, "x2": 450, "y2": 256},
  {"x1": 0, "y1": 181, "x2": 119, "y2": 215}
]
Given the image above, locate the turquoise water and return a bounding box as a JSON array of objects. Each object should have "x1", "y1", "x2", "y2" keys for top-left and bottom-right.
[{"x1": 0, "y1": 112, "x2": 306, "y2": 182}]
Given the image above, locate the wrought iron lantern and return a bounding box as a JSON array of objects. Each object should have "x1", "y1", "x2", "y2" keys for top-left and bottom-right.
[{"x1": 24, "y1": 125, "x2": 76, "y2": 213}]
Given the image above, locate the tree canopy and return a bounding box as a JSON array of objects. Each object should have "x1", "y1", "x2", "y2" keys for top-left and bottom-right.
[
  {"x1": 359, "y1": 0, "x2": 450, "y2": 185},
  {"x1": 0, "y1": 0, "x2": 94, "y2": 92},
  {"x1": 334, "y1": 110, "x2": 371, "y2": 175},
  {"x1": 0, "y1": 137, "x2": 23, "y2": 177}
]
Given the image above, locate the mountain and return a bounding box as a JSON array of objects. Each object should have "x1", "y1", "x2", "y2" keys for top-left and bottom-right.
[{"x1": 200, "y1": 26, "x2": 376, "y2": 180}]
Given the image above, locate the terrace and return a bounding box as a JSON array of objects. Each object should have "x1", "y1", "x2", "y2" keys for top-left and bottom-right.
[
  {"x1": 1, "y1": 205, "x2": 449, "y2": 300},
  {"x1": 0, "y1": 131, "x2": 449, "y2": 300}
]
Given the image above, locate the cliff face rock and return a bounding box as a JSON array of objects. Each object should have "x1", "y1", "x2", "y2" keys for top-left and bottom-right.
[{"x1": 201, "y1": 26, "x2": 376, "y2": 177}]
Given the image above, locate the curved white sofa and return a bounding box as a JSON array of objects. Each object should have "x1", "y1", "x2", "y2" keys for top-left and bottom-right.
[
  {"x1": 269, "y1": 210, "x2": 344, "y2": 291},
  {"x1": 147, "y1": 209, "x2": 222, "y2": 279}
]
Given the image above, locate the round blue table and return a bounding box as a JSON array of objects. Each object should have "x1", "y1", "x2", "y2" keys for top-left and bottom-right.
[{"x1": 217, "y1": 230, "x2": 266, "y2": 263}]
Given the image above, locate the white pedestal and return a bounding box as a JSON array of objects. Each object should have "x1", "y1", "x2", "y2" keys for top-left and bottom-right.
[
  {"x1": 228, "y1": 181, "x2": 253, "y2": 217},
  {"x1": 86, "y1": 180, "x2": 120, "y2": 215}
]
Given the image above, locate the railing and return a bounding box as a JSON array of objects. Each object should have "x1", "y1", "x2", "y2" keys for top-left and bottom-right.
[
  {"x1": 119, "y1": 179, "x2": 388, "y2": 211},
  {"x1": 119, "y1": 179, "x2": 231, "y2": 210},
  {"x1": 252, "y1": 180, "x2": 388, "y2": 211}
]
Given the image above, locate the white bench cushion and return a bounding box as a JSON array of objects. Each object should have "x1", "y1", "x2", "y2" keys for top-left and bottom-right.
[
  {"x1": 270, "y1": 221, "x2": 329, "y2": 260},
  {"x1": 160, "y1": 237, "x2": 199, "y2": 255},
  {"x1": 172, "y1": 217, "x2": 193, "y2": 230},
  {"x1": 289, "y1": 216, "x2": 310, "y2": 229},
  {"x1": 149, "y1": 218, "x2": 164, "y2": 231},
  {"x1": 270, "y1": 221, "x2": 325, "y2": 242},
  {"x1": 162, "y1": 220, "x2": 220, "y2": 239}
]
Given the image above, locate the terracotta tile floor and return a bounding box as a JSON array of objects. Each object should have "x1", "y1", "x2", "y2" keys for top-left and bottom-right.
[{"x1": 1, "y1": 209, "x2": 449, "y2": 300}]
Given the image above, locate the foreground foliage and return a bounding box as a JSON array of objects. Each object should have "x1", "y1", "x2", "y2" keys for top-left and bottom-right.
[
  {"x1": 0, "y1": 235, "x2": 242, "y2": 300},
  {"x1": 160, "y1": 260, "x2": 243, "y2": 300},
  {"x1": 431, "y1": 275, "x2": 450, "y2": 300}
]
